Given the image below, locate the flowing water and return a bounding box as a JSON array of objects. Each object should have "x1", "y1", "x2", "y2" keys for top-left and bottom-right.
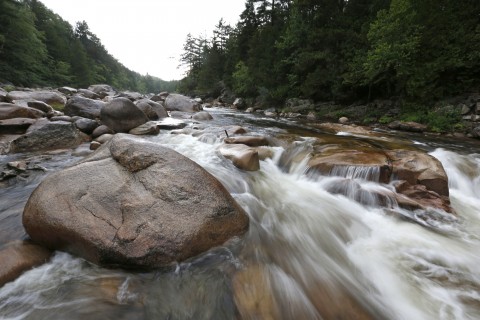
[{"x1": 1, "y1": 108, "x2": 480, "y2": 319}]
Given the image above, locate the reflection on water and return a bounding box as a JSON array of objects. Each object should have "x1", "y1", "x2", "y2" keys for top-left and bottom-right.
[{"x1": 1, "y1": 109, "x2": 480, "y2": 319}]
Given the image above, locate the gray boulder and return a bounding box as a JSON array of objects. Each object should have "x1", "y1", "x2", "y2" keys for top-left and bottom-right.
[
  {"x1": 473, "y1": 125, "x2": 480, "y2": 138},
  {"x1": 7, "y1": 91, "x2": 66, "y2": 107},
  {"x1": 75, "y1": 118, "x2": 99, "y2": 134},
  {"x1": 77, "y1": 89, "x2": 100, "y2": 99},
  {"x1": 192, "y1": 111, "x2": 213, "y2": 121},
  {"x1": 9, "y1": 121, "x2": 88, "y2": 153},
  {"x1": 0, "y1": 88, "x2": 7, "y2": 102},
  {"x1": 129, "y1": 122, "x2": 160, "y2": 135},
  {"x1": 26, "y1": 100, "x2": 54, "y2": 114},
  {"x1": 88, "y1": 84, "x2": 114, "y2": 98},
  {"x1": 165, "y1": 94, "x2": 202, "y2": 113},
  {"x1": 23, "y1": 134, "x2": 249, "y2": 269},
  {"x1": 92, "y1": 125, "x2": 114, "y2": 139},
  {"x1": 65, "y1": 96, "x2": 105, "y2": 119},
  {"x1": 117, "y1": 91, "x2": 144, "y2": 101},
  {"x1": 100, "y1": 98, "x2": 148, "y2": 133},
  {"x1": 135, "y1": 99, "x2": 168, "y2": 120},
  {"x1": 57, "y1": 87, "x2": 78, "y2": 95},
  {"x1": 0, "y1": 103, "x2": 45, "y2": 120}
]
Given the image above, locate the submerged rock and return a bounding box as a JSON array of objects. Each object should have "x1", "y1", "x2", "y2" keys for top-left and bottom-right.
[{"x1": 23, "y1": 134, "x2": 249, "y2": 269}]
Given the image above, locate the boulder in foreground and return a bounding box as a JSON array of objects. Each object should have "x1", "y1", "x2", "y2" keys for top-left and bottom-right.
[{"x1": 23, "y1": 134, "x2": 249, "y2": 269}]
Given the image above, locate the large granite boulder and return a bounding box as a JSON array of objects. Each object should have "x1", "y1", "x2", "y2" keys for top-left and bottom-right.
[
  {"x1": 65, "y1": 96, "x2": 105, "y2": 119},
  {"x1": 23, "y1": 134, "x2": 249, "y2": 269},
  {"x1": 100, "y1": 98, "x2": 148, "y2": 133},
  {"x1": 88, "y1": 84, "x2": 114, "y2": 98},
  {"x1": 164, "y1": 94, "x2": 202, "y2": 113},
  {"x1": 74, "y1": 117, "x2": 99, "y2": 134},
  {"x1": 9, "y1": 121, "x2": 89, "y2": 153},
  {"x1": 6, "y1": 91, "x2": 66, "y2": 107},
  {"x1": 135, "y1": 99, "x2": 168, "y2": 120},
  {"x1": 0, "y1": 103, "x2": 45, "y2": 120}
]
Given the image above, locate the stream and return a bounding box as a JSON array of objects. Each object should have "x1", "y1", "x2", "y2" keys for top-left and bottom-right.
[{"x1": 1, "y1": 108, "x2": 480, "y2": 319}]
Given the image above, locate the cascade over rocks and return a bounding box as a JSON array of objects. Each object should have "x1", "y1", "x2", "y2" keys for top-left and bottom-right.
[
  {"x1": 65, "y1": 96, "x2": 105, "y2": 119},
  {"x1": 100, "y1": 98, "x2": 148, "y2": 133},
  {"x1": 164, "y1": 94, "x2": 202, "y2": 112},
  {"x1": 23, "y1": 134, "x2": 249, "y2": 269},
  {"x1": 219, "y1": 144, "x2": 260, "y2": 171}
]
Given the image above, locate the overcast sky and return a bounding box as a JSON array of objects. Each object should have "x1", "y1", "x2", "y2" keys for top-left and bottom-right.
[{"x1": 40, "y1": 0, "x2": 246, "y2": 81}]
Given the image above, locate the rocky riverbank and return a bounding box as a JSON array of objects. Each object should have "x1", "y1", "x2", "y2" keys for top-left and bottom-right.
[{"x1": 0, "y1": 83, "x2": 470, "y2": 290}]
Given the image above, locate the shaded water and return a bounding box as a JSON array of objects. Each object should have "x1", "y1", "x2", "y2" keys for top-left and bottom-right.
[{"x1": 1, "y1": 109, "x2": 480, "y2": 319}]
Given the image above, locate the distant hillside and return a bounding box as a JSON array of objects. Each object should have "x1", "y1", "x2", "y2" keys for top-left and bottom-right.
[{"x1": 0, "y1": 0, "x2": 177, "y2": 92}]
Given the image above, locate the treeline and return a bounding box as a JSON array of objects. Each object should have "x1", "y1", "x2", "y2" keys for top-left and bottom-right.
[
  {"x1": 0, "y1": 0, "x2": 177, "y2": 92},
  {"x1": 179, "y1": 0, "x2": 480, "y2": 105}
]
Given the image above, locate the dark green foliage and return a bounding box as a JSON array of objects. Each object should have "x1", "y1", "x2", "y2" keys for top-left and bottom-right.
[
  {"x1": 0, "y1": 0, "x2": 177, "y2": 92},
  {"x1": 180, "y1": 0, "x2": 480, "y2": 112}
]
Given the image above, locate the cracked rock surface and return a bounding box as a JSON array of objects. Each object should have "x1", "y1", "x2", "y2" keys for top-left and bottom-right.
[{"x1": 22, "y1": 134, "x2": 249, "y2": 269}]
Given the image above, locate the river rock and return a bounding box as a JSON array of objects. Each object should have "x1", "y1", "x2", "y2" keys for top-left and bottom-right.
[
  {"x1": 94, "y1": 134, "x2": 114, "y2": 144},
  {"x1": 117, "y1": 91, "x2": 144, "y2": 101},
  {"x1": 92, "y1": 125, "x2": 114, "y2": 139},
  {"x1": 23, "y1": 134, "x2": 249, "y2": 269},
  {"x1": 0, "y1": 88, "x2": 7, "y2": 102},
  {"x1": 90, "y1": 141, "x2": 101, "y2": 150},
  {"x1": 75, "y1": 118, "x2": 99, "y2": 134},
  {"x1": 65, "y1": 96, "x2": 105, "y2": 119},
  {"x1": 0, "y1": 241, "x2": 52, "y2": 287},
  {"x1": 77, "y1": 89, "x2": 100, "y2": 99},
  {"x1": 308, "y1": 150, "x2": 392, "y2": 183},
  {"x1": 129, "y1": 122, "x2": 160, "y2": 135},
  {"x1": 88, "y1": 84, "x2": 114, "y2": 98},
  {"x1": 50, "y1": 115, "x2": 73, "y2": 122},
  {"x1": 192, "y1": 111, "x2": 213, "y2": 121},
  {"x1": 0, "y1": 118, "x2": 36, "y2": 134},
  {"x1": 233, "y1": 98, "x2": 246, "y2": 110},
  {"x1": 9, "y1": 121, "x2": 89, "y2": 153},
  {"x1": 0, "y1": 103, "x2": 45, "y2": 120},
  {"x1": 472, "y1": 125, "x2": 480, "y2": 138},
  {"x1": 26, "y1": 100, "x2": 54, "y2": 114},
  {"x1": 388, "y1": 121, "x2": 427, "y2": 133},
  {"x1": 393, "y1": 181, "x2": 452, "y2": 213},
  {"x1": 386, "y1": 150, "x2": 449, "y2": 197},
  {"x1": 224, "y1": 136, "x2": 269, "y2": 147},
  {"x1": 339, "y1": 117, "x2": 349, "y2": 124},
  {"x1": 58, "y1": 86, "x2": 78, "y2": 95},
  {"x1": 100, "y1": 98, "x2": 148, "y2": 133},
  {"x1": 219, "y1": 144, "x2": 260, "y2": 171},
  {"x1": 135, "y1": 99, "x2": 168, "y2": 120},
  {"x1": 164, "y1": 94, "x2": 202, "y2": 112},
  {"x1": 6, "y1": 91, "x2": 66, "y2": 108}
]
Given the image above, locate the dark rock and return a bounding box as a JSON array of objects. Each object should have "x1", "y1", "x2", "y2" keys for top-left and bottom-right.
[
  {"x1": 27, "y1": 100, "x2": 54, "y2": 114},
  {"x1": 90, "y1": 141, "x2": 101, "y2": 150},
  {"x1": 0, "y1": 103, "x2": 45, "y2": 120},
  {"x1": 92, "y1": 125, "x2": 114, "y2": 138},
  {"x1": 23, "y1": 134, "x2": 249, "y2": 269},
  {"x1": 65, "y1": 96, "x2": 105, "y2": 119},
  {"x1": 0, "y1": 241, "x2": 52, "y2": 287},
  {"x1": 0, "y1": 88, "x2": 7, "y2": 102},
  {"x1": 9, "y1": 121, "x2": 89, "y2": 153},
  {"x1": 75, "y1": 118, "x2": 99, "y2": 134},
  {"x1": 135, "y1": 99, "x2": 168, "y2": 120},
  {"x1": 165, "y1": 94, "x2": 202, "y2": 112}
]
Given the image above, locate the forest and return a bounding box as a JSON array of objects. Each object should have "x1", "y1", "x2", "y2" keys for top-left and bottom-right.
[
  {"x1": 179, "y1": 0, "x2": 480, "y2": 107},
  {"x1": 0, "y1": 0, "x2": 177, "y2": 93}
]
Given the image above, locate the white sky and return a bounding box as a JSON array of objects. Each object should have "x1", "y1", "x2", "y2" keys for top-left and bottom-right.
[{"x1": 40, "y1": 0, "x2": 246, "y2": 81}]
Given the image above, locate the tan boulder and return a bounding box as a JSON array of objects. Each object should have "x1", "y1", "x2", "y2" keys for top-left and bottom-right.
[
  {"x1": 219, "y1": 144, "x2": 260, "y2": 171},
  {"x1": 224, "y1": 135, "x2": 269, "y2": 147}
]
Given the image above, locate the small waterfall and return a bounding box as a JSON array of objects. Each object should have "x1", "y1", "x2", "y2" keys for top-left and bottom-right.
[{"x1": 330, "y1": 165, "x2": 381, "y2": 182}]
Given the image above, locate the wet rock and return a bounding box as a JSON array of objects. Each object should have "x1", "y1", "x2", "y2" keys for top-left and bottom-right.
[
  {"x1": 0, "y1": 241, "x2": 52, "y2": 287},
  {"x1": 164, "y1": 94, "x2": 202, "y2": 113},
  {"x1": 129, "y1": 122, "x2": 160, "y2": 135},
  {"x1": 192, "y1": 111, "x2": 213, "y2": 121},
  {"x1": 100, "y1": 98, "x2": 148, "y2": 133},
  {"x1": 23, "y1": 134, "x2": 249, "y2": 269},
  {"x1": 224, "y1": 135, "x2": 269, "y2": 147},
  {"x1": 75, "y1": 118, "x2": 99, "y2": 134},
  {"x1": 219, "y1": 144, "x2": 260, "y2": 171},
  {"x1": 233, "y1": 98, "x2": 246, "y2": 110},
  {"x1": 245, "y1": 107, "x2": 255, "y2": 113},
  {"x1": 393, "y1": 180, "x2": 452, "y2": 213},
  {"x1": 0, "y1": 102, "x2": 45, "y2": 120},
  {"x1": 388, "y1": 121, "x2": 427, "y2": 133},
  {"x1": 65, "y1": 96, "x2": 105, "y2": 119},
  {"x1": 308, "y1": 150, "x2": 392, "y2": 183},
  {"x1": 312, "y1": 123, "x2": 372, "y2": 135},
  {"x1": 8, "y1": 161, "x2": 27, "y2": 171},
  {"x1": 92, "y1": 125, "x2": 114, "y2": 139},
  {"x1": 0, "y1": 118, "x2": 36, "y2": 134},
  {"x1": 135, "y1": 99, "x2": 168, "y2": 120},
  {"x1": 386, "y1": 150, "x2": 449, "y2": 197},
  {"x1": 9, "y1": 121, "x2": 89, "y2": 153},
  {"x1": 6, "y1": 91, "x2": 66, "y2": 107}
]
